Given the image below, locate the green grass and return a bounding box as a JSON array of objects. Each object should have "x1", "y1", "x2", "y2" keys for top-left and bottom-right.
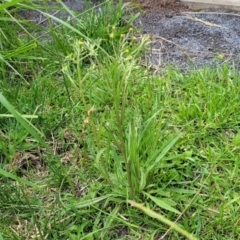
[{"x1": 1, "y1": 0, "x2": 240, "y2": 239}]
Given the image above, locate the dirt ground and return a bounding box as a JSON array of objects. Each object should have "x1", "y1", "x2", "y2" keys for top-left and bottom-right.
[
  {"x1": 20, "y1": 0, "x2": 240, "y2": 70},
  {"x1": 132, "y1": 0, "x2": 240, "y2": 70},
  {"x1": 134, "y1": 0, "x2": 189, "y2": 12}
]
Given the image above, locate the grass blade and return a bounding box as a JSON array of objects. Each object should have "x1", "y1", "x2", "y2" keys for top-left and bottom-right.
[
  {"x1": 68, "y1": 195, "x2": 113, "y2": 209},
  {"x1": 0, "y1": 93, "x2": 51, "y2": 152},
  {"x1": 144, "y1": 192, "x2": 181, "y2": 215},
  {"x1": 128, "y1": 200, "x2": 199, "y2": 240},
  {"x1": 0, "y1": 114, "x2": 38, "y2": 118},
  {"x1": 145, "y1": 134, "x2": 182, "y2": 173},
  {"x1": 0, "y1": 0, "x2": 22, "y2": 11},
  {"x1": 0, "y1": 168, "x2": 38, "y2": 189}
]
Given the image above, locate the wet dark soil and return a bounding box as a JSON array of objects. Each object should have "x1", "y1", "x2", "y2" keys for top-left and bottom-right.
[
  {"x1": 137, "y1": 9, "x2": 240, "y2": 70},
  {"x1": 19, "y1": 0, "x2": 240, "y2": 70},
  {"x1": 134, "y1": 0, "x2": 189, "y2": 12}
]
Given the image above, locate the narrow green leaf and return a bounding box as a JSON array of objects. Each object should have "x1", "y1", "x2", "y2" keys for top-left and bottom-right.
[
  {"x1": 0, "y1": 93, "x2": 51, "y2": 152},
  {"x1": 0, "y1": 0, "x2": 22, "y2": 11},
  {"x1": 69, "y1": 195, "x2": 112, "y2": 209},
  {"x1": 38, "y1": 10, "x2": 88, "y2": 39},
  {"x1": 168, "y1": 188, "x2": 196, "y2": 194},
  {"x1": 139, "y1": 167, "x2": 147, "y2": 191},
  {"x1": 144, "y1": 192, "x2": 181, "y2": 215},
  {"x1": 0, "y1": 54, "x2": 29, "y2": 85},
  {"x1": 0, "y1": 114, "x2": 38, "y2": 118},
  {"x1": 145, "y1": 134, "x2": 181, "y2": 173},
  {"x1": 0, "y1": 168, "x2": 38, "y2": 189},
  {"x1": 4, "y1": 42, "x2": 37, "y2": 59},
  {"x1": 128, "y1": 200, "x2": 199, "y2": 240}
]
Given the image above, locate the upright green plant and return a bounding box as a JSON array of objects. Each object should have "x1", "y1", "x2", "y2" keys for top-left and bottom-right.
[
  {"x1": 0, "y1": 1, "x2": 204, "y2": 239},
  {"x1": 59, "y1": 1, "x2": 181, "y2": 203},
  {"x1": 60, "y1": 19, "x2": 190, "y2": 236}
]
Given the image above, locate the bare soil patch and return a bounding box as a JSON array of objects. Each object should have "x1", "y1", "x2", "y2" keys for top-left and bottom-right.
[
  {"x1": 19, "y1": 0, "x2": 240, "y2": 70},
  {"x1": 136, "y1": 7, "x2": 240, "y2": 70},
  {"x1": 134, "y1": 0, "x2": 189, "y2": 12}
]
